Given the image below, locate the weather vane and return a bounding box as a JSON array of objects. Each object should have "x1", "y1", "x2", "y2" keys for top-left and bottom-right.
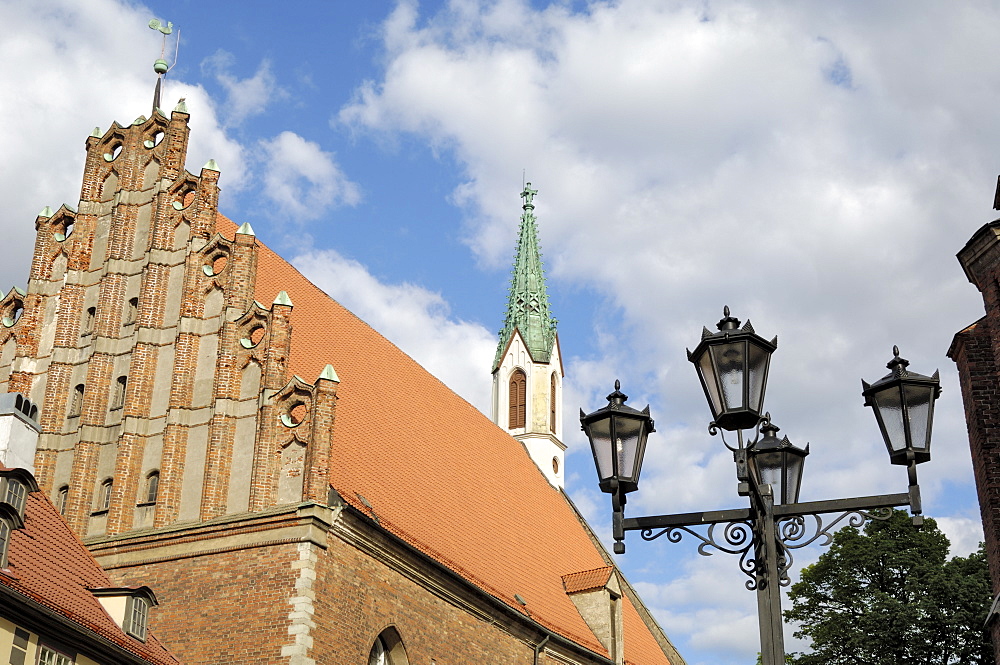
[{"x1": 148, "y1": 18, "x2": 179, "y2": 113}]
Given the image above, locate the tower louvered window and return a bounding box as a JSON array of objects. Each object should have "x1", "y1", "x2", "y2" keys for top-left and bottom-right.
[
  {"x1": 509, "y1": 370, "x2": 526, "y2": 429},
  {"x1": 550, "y1": 372, "x2": 557, "y2": 433}
]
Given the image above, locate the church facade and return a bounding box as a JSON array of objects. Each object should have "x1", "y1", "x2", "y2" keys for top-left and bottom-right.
[{"x1": 0, "y1": 90, "x2": 683, "y2": 665}]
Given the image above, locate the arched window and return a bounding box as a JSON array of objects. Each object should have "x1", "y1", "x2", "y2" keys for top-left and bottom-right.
[
  {"x1": 550, "y1": 372, "x2": 557, "y2": 433},
  {"x1": 124, "y1": 297, "x2": 138, "y2": 326},
  {"x1": 82, "y1": 307, "x2": 95, "y2": 336},
  {"x1": 368, "y1": 628, "x2": 408, "y2": 665},
  {"x1": 144, "y1": 471, "x2": 159, "y2": 504},
  {"x1": 98, "y1": 478, "x2": 113, "y2": 512},
  {"x1": 57, "y1": 485, "x2": 69, "y2": 515},
  {"x1": 111, "y1": 376, "x2": 127, "y2": 410},
  {"x1": 69, "y1": 384, "x2": 85, "y2": 418},
  {"x1": 508, "y1": 369, "x2": 526, "y2": 429}
]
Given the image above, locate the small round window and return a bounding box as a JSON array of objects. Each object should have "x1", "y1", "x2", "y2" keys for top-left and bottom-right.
[{"x1": 280, "y1": 401, "x2": 308, "y2": 428}]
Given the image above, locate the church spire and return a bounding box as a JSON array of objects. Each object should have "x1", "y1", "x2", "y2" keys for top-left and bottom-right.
[{"x1": 493, "y1": 183, "x2": 557, "y2": 370}]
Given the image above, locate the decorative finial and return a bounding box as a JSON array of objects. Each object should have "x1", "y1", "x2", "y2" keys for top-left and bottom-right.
[
  {"x1": 717, "y1": 306, "x2": 740, "y2": 331},
  {"x1": 521, "y1": 182, "x2": 538, "y2": 209},
  {"x1": 886, "y1": 345, "x2": 910, "y2": 376},
  {"x1": 149, "y1": 18, "x2": 179, "y2": 114}
]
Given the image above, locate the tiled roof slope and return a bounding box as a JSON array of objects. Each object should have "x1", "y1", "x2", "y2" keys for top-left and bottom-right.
[
  {"x1": 217, "y1": 216, "x2": 673, "y2": 664},
  {"x1": 1, "y1": 490, "x2": 177, "y2": 664}
]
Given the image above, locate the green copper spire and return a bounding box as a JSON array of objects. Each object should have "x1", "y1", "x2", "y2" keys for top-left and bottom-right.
[{"x1": 493, "y1": 182, "x2": 557, "y2": 370}]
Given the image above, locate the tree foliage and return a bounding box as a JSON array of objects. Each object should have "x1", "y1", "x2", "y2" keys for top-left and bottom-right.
[{"x1": 784, "y1": 510, "x2": 991, "y2": 665}]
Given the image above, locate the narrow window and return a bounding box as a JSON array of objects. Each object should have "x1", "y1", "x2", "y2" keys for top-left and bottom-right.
[
  {"x1": 0, "y1": 519, "x2": 10, "y2": 568},
  {"x1": 9, "y1": 627, "x2": 29, "y2": 665},
  {"x1": 508, "y1": 369, "x2": 526, "y2": 429},
  {"x1": 124, "y1": 297, "x2": 138, "y2": 326},
  {"x1": 550, "y1": 372, "x2": 557, "y2": 433},
  {"x1": 69, "y1": 384, "x2": 84, "y2": 418},
  {"x1": 57, "y1": 485, "x2": 69, "y2": 515},
  {"x1": 82, "y1": 307, "x2": 95, "y2": 335},
  {"x1": 98, "y1": 478, "x2": 112, "y2": 512},
  {"x1": 111, "y1": 376, "x2": 127, "y2": 410},
  {"x1": 144, "y1": 471, "x2": 159, "y2": 504},
  {"x1": 125, "y1": 596, "x2": 149, "y2": 641}
]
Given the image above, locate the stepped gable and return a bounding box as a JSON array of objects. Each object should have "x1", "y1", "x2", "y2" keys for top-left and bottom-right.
[
  {"x1": 3, "y1": 486, "x2": 177, "y2": 664},
  {"x1": 215, "y1": 215, "x2": 672, "y2": 664}
]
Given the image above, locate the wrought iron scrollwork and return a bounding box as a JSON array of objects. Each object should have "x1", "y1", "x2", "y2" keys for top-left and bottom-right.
[
  {"x1": 772, "y1": 507, "x2": 893, "y2": 584},
  {"x1": 641, "y1": 520, "x2": 763, "y2": 588}
]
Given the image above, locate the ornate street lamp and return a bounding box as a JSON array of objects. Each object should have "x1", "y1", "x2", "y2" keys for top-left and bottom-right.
[
  {"x1": 749, "y1": 421, "x2": 809, "y2": 506},
  {"x1": 582, "y1": 308, "x2": 941, "y2": 665},
  {"x1": 580, "y1": 380, "x2": 654, "y2": 495},
  {"x1": 687, "y1": 306, "x2": 777, "y2": 432},
  {"x1": 580, "y1": 381, "x2": 654, "y2": 554},
  {"x1": 863, "y1": 345, "x2": 940, "y2": 466}
]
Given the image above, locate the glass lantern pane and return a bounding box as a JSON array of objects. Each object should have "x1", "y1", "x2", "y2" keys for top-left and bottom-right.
[
  {"x1": 783, "y1": 452, "x2": 805, "y2": 505},
  {"x1": 588, "y1": 417, "x2": 614, "y2": 481},
  {"x1": 746, "y1": 342, "x2": 769, "y2": 413},
  {"x1": 711, "y1": 340, "x2": 745, "y2": 411},
  {"x1": 616, "y1": 416, "x2": 644, "y2": 483},
  {"x1": 903, "y1": 384, "x2": 932, "y2": 452},
  {"x1": 697, "y1": 351, "x2": 723, "y2": 416},
  {"x1": 754, "y1": 449, "x2": 783, "y2": 493},
  {"x1": 873, "y1": 386, "x2": 907, "y2": 452}
]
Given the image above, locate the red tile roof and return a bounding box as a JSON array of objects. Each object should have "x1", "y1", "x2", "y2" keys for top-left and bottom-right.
[
  {"x1": 562, "y1": 567, "x2": 615, "y2": 594},
  {"x1": 0, "y1": 490, "x2": 178, "y2": 664},
  {"x1": 218, "y1": 216, "x2": 675, "y2": 664}
]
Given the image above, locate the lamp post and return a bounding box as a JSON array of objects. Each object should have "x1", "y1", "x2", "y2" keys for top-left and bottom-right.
[{"x1": 580, "y1": 308, "x2": 941, "y2": 665}]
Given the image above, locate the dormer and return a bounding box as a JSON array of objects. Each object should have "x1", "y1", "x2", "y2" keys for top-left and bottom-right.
[
  {"x1": 562, "y1": 566, "x2": 624, "y2": 664},
  {"x1": 90, "y1": 586, "x2": 158, "y2": 642},
  {"x1": 0, "y1": 393, "x2": 40, "y2": 473},
  {"x1": 0, "y1": 467, "x2": 39, "y2": 568}
]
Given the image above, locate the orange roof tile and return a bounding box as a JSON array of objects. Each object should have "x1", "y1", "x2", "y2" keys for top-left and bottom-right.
[
  {"x1": 217, "y1": 216, "x2": 674, "y2": 664},
  {"x1": 0, "y1": 492, "x2": 177, "y2": 664},
  {"x1": 562, "y1": 567, "x2": 615, "y2": 594}
]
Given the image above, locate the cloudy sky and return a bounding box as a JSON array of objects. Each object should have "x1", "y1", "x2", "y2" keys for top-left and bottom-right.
[{"x1": 1, "y1": 1, "x2": 997, "y2": 663}]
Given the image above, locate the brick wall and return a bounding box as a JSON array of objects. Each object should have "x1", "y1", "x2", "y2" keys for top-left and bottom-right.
[
  {"x1": 108, "y1": 543, "x2": 300, "y2": 664},
  {"x1": 312, "y1": 534, "x2": 536, "y2": 665},
  {"x1": 951, "y1": 220, "x2": 1000, "y2": 662}
]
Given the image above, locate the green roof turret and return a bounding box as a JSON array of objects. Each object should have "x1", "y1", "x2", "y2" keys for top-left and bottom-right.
[{"x1": 493, "y1": 183, "x2": 557, "y2": 370}]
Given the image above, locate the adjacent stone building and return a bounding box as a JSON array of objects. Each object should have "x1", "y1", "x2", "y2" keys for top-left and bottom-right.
[
  {"x1": 0, "y1": 395, "x2": 179, "y2": 665},
  {"x1": 0, "y1": 89, "x2": 684, "y2": 665},
  {"x1": 948, "y1": 181, "x2": 1000, "y2": 662}
]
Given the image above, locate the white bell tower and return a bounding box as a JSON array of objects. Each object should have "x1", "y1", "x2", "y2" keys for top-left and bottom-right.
[{"x1": 491, "y1": 184, "x2": 565, "y2": 488}]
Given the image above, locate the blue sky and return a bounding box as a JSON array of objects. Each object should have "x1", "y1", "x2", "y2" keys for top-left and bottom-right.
[{"x1": 2, "y1": 1, "x2": 998, "y2": 663}]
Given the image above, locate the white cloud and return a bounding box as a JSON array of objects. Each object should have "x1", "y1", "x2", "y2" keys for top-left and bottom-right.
[
  {"x1": 292, "y1": 248, "x2": 495, "y2": 413},
  {"x1": 260, "y1": 131, "x2": 361, "y2": 220},
  {"x1": 0, "y1": 0, "x2": 245, "y2": 291},
  {"x1": 936, "y1": 515, "x2": 985, "y2": 558},
  {"x1": 201, "y1": 50, "x2": 282, "y2": 126},
  {"x1": 339, "y1": 2, "x2": 1000, "y2": 662}
]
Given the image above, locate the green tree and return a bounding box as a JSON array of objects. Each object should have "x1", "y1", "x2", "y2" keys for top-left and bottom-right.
[{"x1": 784, "y1": 510, "x2": 991, "y2": 665}]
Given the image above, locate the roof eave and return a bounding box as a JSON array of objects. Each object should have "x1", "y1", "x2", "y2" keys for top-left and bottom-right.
[{"x1": 0, "y1": 582, "x2": 174, "y2": 665}]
